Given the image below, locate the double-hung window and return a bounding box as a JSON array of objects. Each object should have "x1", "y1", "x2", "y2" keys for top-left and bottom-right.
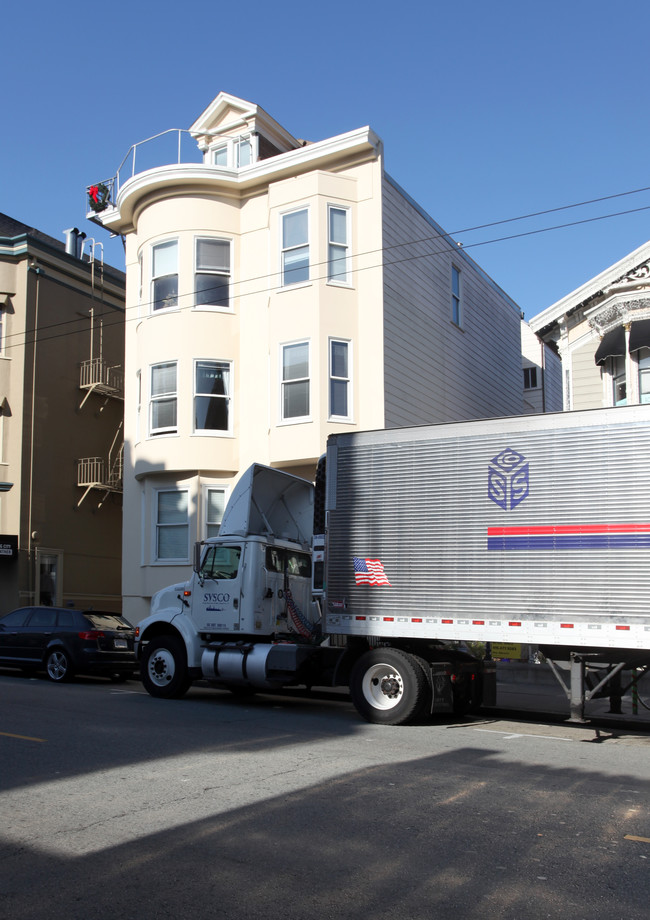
[
  {"x1": 640, "y1": 350, "x2": 650, "y2": 404},
  {"x1": 194, "y1": 360, "x2": 232, "y2": 433},
  {"x1": 195, "y1": 238, "x2": 231, "y2": 308},
  {"x1": 281, "y1": 209, "x2": 309, "y2": 286},
  {"x1": 205, "y1": 487, "x2": 227, "y2": 538},
  {"x1": 150, "y1": 362, "x2": 178, "y2": 435},
  {"x1": 281, "y1": 342, "x2": 310, "y2": 420},
  {"x1": 328, "y1": 206, "x2": 350, "y2": 284},
  {"x1": 156, "y1": 490, "x2": 189, "y2": 561},
  {"x1": 523, "y1": 367, "x2": 538, "y2": 390},
  {"x1": 329, "y1": 339, "x2": 351, "y2": 419},
  {"x1": 451, "y1": 265, "x2": 461, "y2": 326},
  {"x1": 152, "y1": 240, "x2": 178, "y2": 312},
  {"x1": 612, "y1": 355, "x2": 627, "y2": 405}
]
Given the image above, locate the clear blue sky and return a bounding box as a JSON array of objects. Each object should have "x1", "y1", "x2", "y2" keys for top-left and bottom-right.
[{"x1": 4, "y1": 0, "x2": 650, "y2": 319}]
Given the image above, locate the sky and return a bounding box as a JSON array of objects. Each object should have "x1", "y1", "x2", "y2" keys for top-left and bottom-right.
[{"x1": 3, "y1": 0, "x2": 650, "y2": 320}]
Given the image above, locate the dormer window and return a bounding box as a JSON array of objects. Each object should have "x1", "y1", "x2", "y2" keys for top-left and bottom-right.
[{"x1": 210, "y1": 134, "x2": 256, "y2": 168}]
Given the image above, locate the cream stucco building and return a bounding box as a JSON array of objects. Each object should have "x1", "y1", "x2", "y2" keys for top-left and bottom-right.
[{"x1": 89, "y1": 92, "x2": 526, "y2": 623}]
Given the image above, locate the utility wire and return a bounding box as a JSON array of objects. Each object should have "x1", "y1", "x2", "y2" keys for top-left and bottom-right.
[{"x1": 5, "y1": 190, "x2": 650, "y2": 353}]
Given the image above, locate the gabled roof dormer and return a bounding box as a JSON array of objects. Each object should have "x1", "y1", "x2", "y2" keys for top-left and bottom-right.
[{"x1": 189, "y1": 92, "x2": 302, "y2": 168}]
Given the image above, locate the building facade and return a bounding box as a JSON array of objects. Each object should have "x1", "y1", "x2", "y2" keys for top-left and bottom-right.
[
  {"x1": 520, "y1": 320, "x2": 563, "y2": 414},
  {"x1": 529, "y1": 240, "x2": 650, "y2": 411},
  {"x1": 0, "y1": 215, "x2": 125, "y2": 613},
  {"x1": 90, "y1": 93, "x2": 525, "y2": 623}
]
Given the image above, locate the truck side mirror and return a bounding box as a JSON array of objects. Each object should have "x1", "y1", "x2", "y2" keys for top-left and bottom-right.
[{"x1": 193, "y1": 541, "x2": 203, "y2": 574}]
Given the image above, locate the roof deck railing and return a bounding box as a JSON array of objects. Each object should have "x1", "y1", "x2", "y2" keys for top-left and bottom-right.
[{"x1": 87, "y1": 129, "x2": 203, "y2": 212}]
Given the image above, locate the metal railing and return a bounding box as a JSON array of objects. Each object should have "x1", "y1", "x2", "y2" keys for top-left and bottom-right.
[
  {"x1": 87, "y1": 129, "x2": 203, "y2": 210},
  {"x1": 79, "y1": 358, "x2": 124, "y2": 396}
]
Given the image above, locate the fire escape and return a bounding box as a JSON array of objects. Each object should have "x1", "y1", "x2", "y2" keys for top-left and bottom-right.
[{"x1": 76, "y1": 238, "x2": 124, "y2": 508}]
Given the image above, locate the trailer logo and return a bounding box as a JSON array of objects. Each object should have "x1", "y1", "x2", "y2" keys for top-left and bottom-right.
[{"x1": 488, "y1": 448, "x2": 529, "y2": 511}]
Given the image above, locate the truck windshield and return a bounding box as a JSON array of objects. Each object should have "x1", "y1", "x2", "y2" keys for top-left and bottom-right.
[{"x1": 201, "y1": 545, "x2": 241, "y2": 580}]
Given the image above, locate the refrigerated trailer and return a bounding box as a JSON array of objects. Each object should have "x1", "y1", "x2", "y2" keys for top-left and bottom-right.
[{"x1": 135, "y1": 405, "x2": 650, "y2": 724}]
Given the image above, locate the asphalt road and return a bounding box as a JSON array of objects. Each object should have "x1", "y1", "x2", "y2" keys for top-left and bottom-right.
[{"x1": 1, "y1": 670, "x2": 649, "y2": 920}]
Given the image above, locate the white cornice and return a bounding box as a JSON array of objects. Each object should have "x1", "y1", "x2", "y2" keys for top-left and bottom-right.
[
  {"x1": 99, "y1": 126, "x2": 381, "y2": 233},
  {"x1": 529, "y1": 237, "x2": 650, "y2": 333}
]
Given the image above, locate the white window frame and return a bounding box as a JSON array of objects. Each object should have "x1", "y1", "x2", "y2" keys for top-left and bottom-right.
[
  {"x1": 194, "y1": 237, "x2": 232, "y2": 310},
  {"x1": 203, "y1": 485, "x2": 229, "y2": 539},
  {"x1": 210, "y1": 134, "x2": 257, "y2": 168},
  {"x1": 451, "y1": 265, "x2": 462, "y2": 326},
  {"x1": 0, "y1": 306, "x2": 4, "y2": 356},
  {"x1": 327, "y1": 205, "x2": 351, "y2": 285},
  {"x1": 329, "y1": 338, "x2": 352, "y2": 421},
  {"x1": 280, "y1": 208, "x2": 310, "y2": 288},
  {"x1": 150, "y1": 362, "x2": 178, "y2": 436},
  {"x1": 194, "y1": 359, "x2": 233, "y2": 435},
  {"x1": 154, "y1": 488, "x2": 189, "y2": 562},
  {"x1": 639, "y1": 349, "x2": 650, "y2": 404},
  {"x1": 137, "y1": 251, "x2": 144, "y2": 317},
  {"x1": 135, "y1": 370, "x2": 142, "y2": 443},
  {"x1": 151, "y1": 239, "x2": 179, "y2": 313},
  {"x1": 280, "y1": 340, "x2": 311, "y2": 423},
  {"x1": 611, "y1": 355, "x2": 627, "y2": 406}
]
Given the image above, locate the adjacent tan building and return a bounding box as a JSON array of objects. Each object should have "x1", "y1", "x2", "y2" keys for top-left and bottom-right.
[
  {"x1": 90, "y1": 92, "x2": 527, "y2": 623},
  {"x1": 0, "y1": 216, "x2": 125, "y2": 613},
  {"x1": 529, "y1": 239, "x2": 650, "y2": 411}
]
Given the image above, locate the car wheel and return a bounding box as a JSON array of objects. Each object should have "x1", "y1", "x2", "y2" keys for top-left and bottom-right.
[
  {"x1": 45, "y1": 648, "x2": 72, "y2": 682},
  {"x1": 349, "y1": 648, "x2": 430, "y2": 725},
  {"x1": 141, "y1": 635, "x2": 192, "y2": 699}
]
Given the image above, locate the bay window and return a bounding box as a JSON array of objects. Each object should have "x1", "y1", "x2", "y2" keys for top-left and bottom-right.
[
  {"x1": 329, "y1": 339, "x2": 351, "y2": 419},
  {"x1": 194, "y1": 360, "x2": 232, "y2": 432},
  {"x1": 151, "y1": 240, "x2": 178, "y2": 312},
  {"x1": 328, "y1": 206, "x2": 350, "y2": 284},
  {"x1": 195, "y1": 238, "x2": 231, "y2": 308},
  {"x1": 205, "y1": 487, "x2": 227, "y2": 538},
  {"x1": 281, "y1": 342, "x2": 310, "y2": 420},
  {"x1": 150, "y1": 362, "x2": 177, "y2": 435},
  {"x1": 156, "y1": 490, "x2": 189, "y2": 561},
  {"x1": 281, "y1": 209, "x2": 309, "y2": 286}
]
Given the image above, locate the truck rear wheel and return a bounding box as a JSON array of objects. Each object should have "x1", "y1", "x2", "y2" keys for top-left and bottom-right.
[
  {"x1": 349, "y1": 648, "x2": 430, "y2": 725},
  {"x1": 141, "y1": 635, "x2": 192, "y2": 699}
]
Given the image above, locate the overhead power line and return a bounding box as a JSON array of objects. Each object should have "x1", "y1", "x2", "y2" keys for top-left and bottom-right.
[{"x1": 4, "y1": 186, "x2": 650, "y2": 353}]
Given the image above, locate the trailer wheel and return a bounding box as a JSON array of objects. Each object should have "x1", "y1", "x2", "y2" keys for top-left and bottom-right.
[
  {"x1": 349, "y1": 648, "x2": 430, "y2": 725},
  {"x1": 141, "y1": 635, "x2": 192, "y2": 699}
]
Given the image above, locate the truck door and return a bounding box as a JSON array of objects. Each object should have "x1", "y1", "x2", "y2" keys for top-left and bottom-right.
[{"x1": 192, "y1": 544, "x2": 243, "y2": 634}]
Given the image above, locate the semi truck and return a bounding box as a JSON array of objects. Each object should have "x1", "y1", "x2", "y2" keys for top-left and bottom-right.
[{"x1": 135, "y1": 405, "x2": 650, "y2": 724}]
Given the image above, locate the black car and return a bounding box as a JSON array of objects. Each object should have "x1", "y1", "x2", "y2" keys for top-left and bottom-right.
[{"x1": 0, "y1": 607, "x2": 137, "y2": 682}]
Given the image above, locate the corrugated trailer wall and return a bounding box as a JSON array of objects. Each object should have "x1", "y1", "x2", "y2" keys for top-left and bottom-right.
[{"x1": 324, "y1": 406, "x2": 650, "y2": 651}]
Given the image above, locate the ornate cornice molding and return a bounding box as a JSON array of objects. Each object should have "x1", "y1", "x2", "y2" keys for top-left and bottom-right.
[
  {"x1": 611, "y1": 259, "x2": 650, "y2": 288},
  {"x1": 588, "y1": 297, "x2": 650, "y2": 334}
]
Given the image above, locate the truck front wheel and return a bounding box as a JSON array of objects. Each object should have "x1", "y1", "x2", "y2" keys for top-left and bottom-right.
[
  {"x1": 141, "y1": 635, "x2": 192, "y2": 699},
  {"x1": 349, "y1": 648, "x2": 430, "y2": 725}
]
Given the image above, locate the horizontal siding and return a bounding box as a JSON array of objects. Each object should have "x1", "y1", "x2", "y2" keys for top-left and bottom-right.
[
  {"x1": 381, "y1": 176, "x2": 523, "y2": 428},
  {"x1": 572, "y1": 340, "x2": 604, "y2": 410}
]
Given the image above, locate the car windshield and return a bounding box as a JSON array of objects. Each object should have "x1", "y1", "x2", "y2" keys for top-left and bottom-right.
[{"x1": 83, "y1": 613, "x2": 133, "y2": 631}]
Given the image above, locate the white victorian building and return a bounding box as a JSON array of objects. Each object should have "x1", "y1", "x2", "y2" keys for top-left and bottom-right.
[{"x1": 530, "y1": 240, "x2": 650, "y2": 411}]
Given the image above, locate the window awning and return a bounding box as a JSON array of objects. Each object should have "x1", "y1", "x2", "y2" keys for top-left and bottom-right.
[
  {"x1": 629, "y1": 319, "x2": 650, "y2": 353},
  {"x1": 595, "y1": 326, "x2": 626, "y2": 365}
]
